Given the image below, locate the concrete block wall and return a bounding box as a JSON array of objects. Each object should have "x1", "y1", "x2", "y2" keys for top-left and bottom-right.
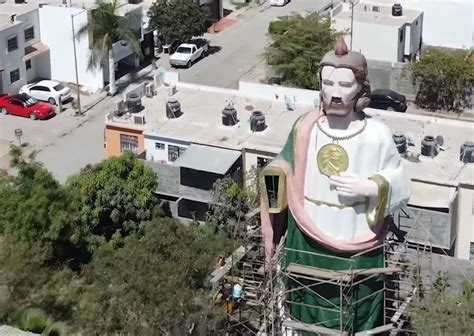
[{"x1": 367, "y1": 59, "x2": 418, "y2": 100}]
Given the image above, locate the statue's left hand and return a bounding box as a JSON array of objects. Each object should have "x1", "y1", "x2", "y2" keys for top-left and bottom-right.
[{"x1": 329, "y1": 172, "x2": 378, "y2": 198}]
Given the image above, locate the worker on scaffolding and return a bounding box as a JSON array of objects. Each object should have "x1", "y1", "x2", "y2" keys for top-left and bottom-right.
[{"x1": 259, "y1": 38, "x2": 411, "y2": 333}]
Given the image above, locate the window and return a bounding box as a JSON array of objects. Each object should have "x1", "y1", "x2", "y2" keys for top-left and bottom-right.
[
  {"x1": 399, "y1": 29, "x2": 404, "y2": 42},
  {"x1": 168, "y1": 145, "x2": 186, "y2": 162},
  {"x1": 415, "y1": 20, "x2": 418, "y2": 26},
  {"x1": 24, "y1": 26, "x2": 34, "y2": 41},
  {"x1": 372, "y1": 6, "x2": 379, "y2": 12},
  {"x1": 155, "y1": 142, "x2": 165, "y2": 150},
  {"x1": 31, "y1": 86, "x2": 50, "y2": 92},
  {"x1": 9, "y1": 69, "x2": 20, "y2": 83},
  {"x1": 25, "y1": 60, "x2": 31, "y2": 70},
  {"x1": 470, "y1": 242, "x2": 474, "y2": 261},
  {"x1": 257, "y1": 157, "x2": 270, "y2": 169},
  {"x1": 7, "y1": 36, "x2": 18, "y2": 52},
  {"x1": 9, "y1": 99, "x2": 23, "y2": 107},
  {"x1": 120, "y1": 134, "x2": 138, "y2": 153}
]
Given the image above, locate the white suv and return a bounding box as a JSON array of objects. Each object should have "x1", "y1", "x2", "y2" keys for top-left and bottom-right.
[{"x1": 20, "y1": 80, "x2": 72, "y2": 105}]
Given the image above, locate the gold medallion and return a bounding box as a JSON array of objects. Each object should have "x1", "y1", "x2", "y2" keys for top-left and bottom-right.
[{"x1": 317, "y1": 143, "x2": 349, "y2": 176}]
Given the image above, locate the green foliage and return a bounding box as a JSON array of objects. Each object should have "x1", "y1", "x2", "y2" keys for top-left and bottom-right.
[
  {"x1": 207, "y1": 176, "x2": 254, "y2": 239},
  {"x1": 266, "y1": 13, "x2": 340, "y2": 90},
  {"x1": 76, "y1": 0, "x2": 143, "y2": 71},
  {"x1": 0, "y1": 147, "x2": 78, "y2": 244},
  {"x1": 410, "y1": 274, "x2": 474, "y2": 335},
  {"x1": 16, "y1": 308, "x2": 68, "y2": 336},
  {"x1": 148, "y1": 0, "x2": 210, "y2": 46},
  {"x1": 75, "y1": 217, "x2": 229, "y2": 335},
  {"x1": 66, "y1": 152, "x2": 158, "y2": 251},
  {"x1": 406, "y1": 48, "x2": 474, "y2": 112}
]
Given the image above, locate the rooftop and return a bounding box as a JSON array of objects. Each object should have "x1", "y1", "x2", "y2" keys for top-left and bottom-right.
[
  {"x1": 106, "y1": 81, "x2": 474, "y2": 187},
  {"x1": 108, "y1": 84, "x2": 313, "y2": 155},
  {"x1": 0, "y1": 0, "x2": 140, "y2": 23},
  {"x1": 332, "y1": 2, "x2": 422, "y2": 27}
]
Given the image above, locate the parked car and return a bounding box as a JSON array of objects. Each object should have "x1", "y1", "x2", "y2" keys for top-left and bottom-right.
[
  {"x1": 369, "y1": 89, "x2": 407, "y2": 112},
  {"x1": 19, "y1": 80, "x2": 72, "y2": 105},
  {"x1": 270, "y1": 0, "x2": 289, "y2": 6},
  {"x1": 0, "y1": 93, "x2": 55, "y2": 120},
  {"x1": 169, "y1": 40, "x2": 209, "y2": 68}
]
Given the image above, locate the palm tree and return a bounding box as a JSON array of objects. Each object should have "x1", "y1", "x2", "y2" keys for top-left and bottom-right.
[{"x1": 76, "y1": 0, "x2": 143, "y2": 96}]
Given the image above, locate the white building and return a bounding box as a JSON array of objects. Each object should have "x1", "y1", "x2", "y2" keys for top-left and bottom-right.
[
  {"x1": 0, "y1": 3, "x2": 49, "y2": 95},
  {"x1": 331, "y1": 2, "x2": 423, "y2": 63},
  {"x1": 363, "y1": 0, "x2": 473, "y2": 50},
  {"x1": 0, "y1": 0, "x2": 147, "y2": 94}
]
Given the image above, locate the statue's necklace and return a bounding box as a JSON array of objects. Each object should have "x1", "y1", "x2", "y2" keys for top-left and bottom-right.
[{"x1": 316, "y1": 117, "x2": 367, "y2": 177}]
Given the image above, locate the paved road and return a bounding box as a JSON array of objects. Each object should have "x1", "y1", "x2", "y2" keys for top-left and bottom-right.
[{"x1": 161, "y1": 0, "x2": 331, "y2": 88}]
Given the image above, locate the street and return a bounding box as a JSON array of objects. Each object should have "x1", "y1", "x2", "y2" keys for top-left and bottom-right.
[{"x1": 0, "y1": 0, "x2": 330, "y2": 181}]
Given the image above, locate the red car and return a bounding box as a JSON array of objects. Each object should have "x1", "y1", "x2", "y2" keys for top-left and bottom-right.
[{"x1": 0, "y1": 93, "x2": 55, "y2": 120}]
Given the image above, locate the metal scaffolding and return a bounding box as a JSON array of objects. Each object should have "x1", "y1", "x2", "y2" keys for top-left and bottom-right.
[{"x1": 213, "y1": 207, "x2": 435, "y2": 335}]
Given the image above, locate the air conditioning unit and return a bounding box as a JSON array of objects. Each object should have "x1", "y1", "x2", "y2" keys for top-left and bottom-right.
[
  {"x1": 133, "y1": 114, "x2": 146, "y2": 125},
  {"x1": 145, "y1": 82, "x2": 155, "y2": 98}
]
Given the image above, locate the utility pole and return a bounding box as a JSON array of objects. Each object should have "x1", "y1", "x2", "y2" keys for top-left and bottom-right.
[
  {"x1": 71, "y1": 11, "x2": 85, "y2": 115},
  {"x1": 350, "y1": 0, "x2": 354, "y2": 51}
]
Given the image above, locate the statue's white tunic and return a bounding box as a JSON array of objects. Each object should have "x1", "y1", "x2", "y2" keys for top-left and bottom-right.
[{"x1": 303, "y1": 116, "x2": 410, "y2": 241}]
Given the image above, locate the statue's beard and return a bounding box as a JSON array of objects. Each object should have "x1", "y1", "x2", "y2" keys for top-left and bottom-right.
[{"x1": 322, "y1": 96, "x2": 357, "y2": 117}]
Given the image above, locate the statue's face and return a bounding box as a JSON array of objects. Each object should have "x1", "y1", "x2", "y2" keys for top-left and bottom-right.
[{"x1": 321, "y1": 66, "x2": 361, "y2": 117}]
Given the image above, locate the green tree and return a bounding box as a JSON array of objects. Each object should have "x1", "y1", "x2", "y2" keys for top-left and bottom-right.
[
  {"x1": 75, "y1": 217, "x2": 230, "y2": 335},
  {"x1": 148, "y1": 0, "x2": 210, "y2": 47},
  {"x1": 0, "y1": 147, "x2": 78, "y2": 245},
  {"x1": 207, "y1": 176, "x2": 256, "y2": 239},
  {"x1": 407, "y1": 47, "x2": 474, "y2": 112},
  {"x1": 410, "y1": 276, "x2": 474, "y2": 335},
  {"x1": 76, "y1": 0, "x2": 143, "y2": 96},
  {"x1": 66, "y1": 152, "x2": 158, "y2": 252},
  {"x1": 266, "y1": 13, "x2": 340, "y2": 90}
]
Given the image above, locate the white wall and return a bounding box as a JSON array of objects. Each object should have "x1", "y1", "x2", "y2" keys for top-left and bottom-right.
[
  {"x1": 455, "y1": 186, "x2": 474, "y2": 260},
  {"x1": 144, "y1": 134, "x2": 190, "y2": 164},
  {"x1": 0, "y1": 9, "x2": 42, "y2": 94},
  {"x1": 238, "y1": 81, "x2": 319, "y2": 107},
  {"x1": 39, "y1": 6, "x2": 103, "y2": 93},
  {"x1": 333, "y1": 17, "x2": 400, "y2": 62},
  {"x1": 365, "y1": 0, "x2": 473, "y2": 49}
]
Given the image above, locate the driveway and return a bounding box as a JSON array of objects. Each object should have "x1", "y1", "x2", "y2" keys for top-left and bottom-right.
[{"x1": 159, "y1": 0, "x2": 332, "y2": 88}]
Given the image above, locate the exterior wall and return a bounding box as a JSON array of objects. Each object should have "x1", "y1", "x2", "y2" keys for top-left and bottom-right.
[
  {"x1": 367, "y1": 60, "x2": 417, "y2": 100},
  {"x1": 0, "y1": 7, "x2": 42, "y2": 94},
  {"x1": 332, "y1": 17, "x2": 399, "y2": 62},
  {"x1": 104, "y1": 124, "x2": 144, "y2": 158},
  {"x1": 143, "y1": 134, "x2": 190, "y2": 164},
  {"x1": 366, "y1": 0, "x2": 473, "y2": 49},
  {"x1": 238, "y1": 81, "x2": 320, "y2": 107},
  {"x1": 39, "y1": 6, "x2": 103, "y2": 92},
  {"x1": 454, "y1": 186, "x2": 474, "y2": 260},
  {"x1": 0, "y1": 22, "x2": 26, "y2": 94}
]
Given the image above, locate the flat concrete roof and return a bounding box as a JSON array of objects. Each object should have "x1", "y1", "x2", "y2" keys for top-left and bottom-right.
[
  {"x1": 333, "y1": 2, "x2": 422, "y2": 27},
  {"x1": 130, "y1": 85, "x2": 313, "y2": 155},
  {"x1": 106, "y1": 83, "x2": 474, "y2": 187},
  {"x1": 0, "y1": 0, "x2": 140, "y2": 20}
]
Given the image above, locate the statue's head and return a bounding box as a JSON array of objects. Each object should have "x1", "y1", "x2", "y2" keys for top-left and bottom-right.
[{"x1": 318, "y1": 38, "x2": 371, "y2": 116}]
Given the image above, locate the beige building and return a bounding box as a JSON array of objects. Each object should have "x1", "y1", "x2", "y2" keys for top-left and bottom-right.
[{"x1": 104, "y1": 76, "x2": 474, "y2": 260}]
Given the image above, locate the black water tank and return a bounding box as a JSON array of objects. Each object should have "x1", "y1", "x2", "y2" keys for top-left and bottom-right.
[
  {"x1": 250, "y1": 111, "x2": 266, "y2": 132},
  {"x1": 460, "y1": 142, "x2": 474, "y2": 163},
  {"x1": 166, "y1": 99, "x2": 182, "y2": 118},
  {"x1": 421, "y1": 135, "x2": 439, "y2": 157},
  {"x1": 392, "y1": 3, "x2": 403, "y2": 16},
  {"x1": 393, "y1": 134, "x2": 407, "y2": 154},
  {"x1": 127, "y1": 93, "x2": 142, "y2": 113},
  {"x1": 222, "y1": 105, "x2": 238, "y2": 126}
]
